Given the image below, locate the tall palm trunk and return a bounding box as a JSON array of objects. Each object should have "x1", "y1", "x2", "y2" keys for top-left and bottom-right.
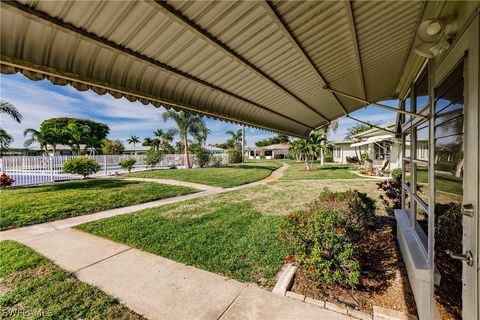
[{"x1": 183, "y1": 132, "x2": 190, "y2": 168}]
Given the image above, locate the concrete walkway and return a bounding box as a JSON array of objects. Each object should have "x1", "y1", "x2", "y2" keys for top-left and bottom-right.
[
  {"x1": 16, "y1": 228, "x2": 352, "y2": 320},
  {"x1": 1, "y1": 164, "x2": 290, "y2": 241}
]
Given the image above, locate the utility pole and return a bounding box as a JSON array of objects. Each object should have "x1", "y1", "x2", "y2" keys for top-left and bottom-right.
[{"x1": 241, "y1": 126, "x2": 245, "y2": 163}]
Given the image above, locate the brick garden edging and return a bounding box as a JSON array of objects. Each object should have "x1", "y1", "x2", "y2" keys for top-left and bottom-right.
[{"x1": 273, "y1": 264, "x2": 417, "y2": 320}]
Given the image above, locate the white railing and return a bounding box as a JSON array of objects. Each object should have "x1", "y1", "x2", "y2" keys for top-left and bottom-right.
[{"x1": 1, "y1": 153, "x2": 228, "y2": 187}]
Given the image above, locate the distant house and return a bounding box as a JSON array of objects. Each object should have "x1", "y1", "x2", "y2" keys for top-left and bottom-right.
[
  {"x1": 21, "y1": 144, "x2": 90, "y2": 156},
  {"x1": 330, "y1": 140, "x2": 357, "y2": 164},
  {"x1": 122, "y1": 145, "x2": 152, "y2": 155},
  {"x1": 331, "y1": 123, "x2": 410, "y2": 169},
  {"x1": 206, "y1": 145, "x2": 227, "y2": 155},
  {"x1": 246, "y1": 143, "x2": 290, "y2": 160}
]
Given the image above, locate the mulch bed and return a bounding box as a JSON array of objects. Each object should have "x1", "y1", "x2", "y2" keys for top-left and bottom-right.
[{"x1": 291, "y1": 217, "x2": 417, "y2": 315}]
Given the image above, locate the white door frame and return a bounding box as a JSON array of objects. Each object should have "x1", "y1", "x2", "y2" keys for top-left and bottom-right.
[{"x1": 434, "y1": 12, "x2": 479, "y2": 320}]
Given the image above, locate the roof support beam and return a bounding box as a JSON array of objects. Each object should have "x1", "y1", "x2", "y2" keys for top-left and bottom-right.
[
  {"x1": 261, "y1": 0, "x2": 348, "y2": 115},
  {"x1": 343, "y1": 1, "x2": 367, "y2": 100},
  {"x1": 345, "y1": 115, "x2": 396, "y2": 134},
  {"x1": 323, "y1": 87, "x2": 428, "y2": 119},
  {"x1": 2, "y1": 1, "x2": 314, "y2": 131},
  {"x1": 149, "y1": 0, "x2": 329, "y2": 121}
]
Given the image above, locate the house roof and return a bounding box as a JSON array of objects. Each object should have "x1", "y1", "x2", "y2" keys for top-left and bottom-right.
[
  {"x1": 206, "y1": 145, "x2": 226, "y2": 152},
  {"x1": 0, "y1": 0, "x2": 432, "y2": 137},
  {"x1": 256, "y1": 143, "x2": 290, "y2": 151},
  {"x1": 352, "y1": 123, "x2": 396, "y2": 139}
]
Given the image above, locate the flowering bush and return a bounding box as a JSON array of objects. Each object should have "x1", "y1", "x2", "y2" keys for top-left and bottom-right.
[
  {"x1": 0, "y1": 173, "x2": 15, "y2": 187},
  {"x1": 306, "y1": 188, "x2": 376, "y2": 239},
  {"x1": 282, "y1": 209, "x2": 361, "y2": 288}
]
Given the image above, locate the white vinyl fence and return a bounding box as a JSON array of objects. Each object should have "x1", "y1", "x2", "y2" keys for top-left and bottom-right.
[{"x1": 1, "y1": 153, "x2": 228, "y2": 187}]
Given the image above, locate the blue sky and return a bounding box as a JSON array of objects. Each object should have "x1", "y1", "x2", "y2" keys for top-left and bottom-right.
[{"x1": 0, "y1": 73, "x2": 397, "y2": 148}]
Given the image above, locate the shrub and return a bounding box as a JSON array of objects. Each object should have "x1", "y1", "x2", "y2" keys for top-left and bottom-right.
[
  {"x1": 195, "y1": 148, "x2": 211, "y2": 168},
  {"x1": 211, "y1": 156, "x2": 223, "y2": 167},
  {"x1": 144, "y1": 149, "x2": 164, "y2": 169},
  {"x1": 282, "y1": 188, "x2": 375, "y2": 288},
  {"x1": 391, "y1": 168, "x2": 401, "y2": 179},
  {"x1": 0, "y1": 173, "x2": 15, "y2": 187},
  {"x1": 63, "y1": 157, "x2": 101, "y2": 178},
  {"x1": 306, "y1": 188, "x2": 376, "y2": 239},
  {"x1": 324, "y1": 155, "x2": 334, "y2": 163},
  {"x1": 282, "y1": 209, "x2": 361, "y2": 288},
  {"x1": 435, "y1": 203, "x2": 462, "y2": 252},
  {"x1": 227, "y1": 149, "x2": 242, "y2": 164},
  {"x1": 376, "y1": 174, "x2": 421, "y2": 208},
  {"x1": 358, "y1": 169, "x2": 367, "y2": 174},
  {"x1": 119, "y1": 158, "x2": 136, "y2": 173}
]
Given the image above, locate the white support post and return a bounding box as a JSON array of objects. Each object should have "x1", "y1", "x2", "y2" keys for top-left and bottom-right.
[
  {"x1": 104, "y1": 155, "x2": 107, "y2": 176},
  {"x1": 49, "y1": 156, "x2": 54, "y2": 182}
]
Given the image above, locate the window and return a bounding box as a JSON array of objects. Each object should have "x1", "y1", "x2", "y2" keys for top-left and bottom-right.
[
  {"x1": 374, "y1": 142, "x2": 391, "y2": 160},
  {"x1": 400, "y1": 66, "x2": 430, "y2": 251},
  {"x1": 434, "y1": 62, "x2": 464, "y2": 204},
  {"x1": 333, "y1": 147, "x2": 341, "y2": 158}
]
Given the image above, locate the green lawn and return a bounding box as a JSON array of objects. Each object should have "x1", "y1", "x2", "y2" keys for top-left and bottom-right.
[
  {"x1": 77, "y1": 178, "x2": 388, "y2": 288},
  {"x1": 0, "y1": 241, "x2": 143, "y2": 319},
  {"x1": 281, "y1": 162, "x2": 361, "y2": 180},
  {"x1": 78, "y1": 201, "x2": 285, "y2": 287},
  {"x1": 1, "y1": 179, "x2": 198, "y2": 230},
  {"x1": 125, "y1": 162, "x2": 282, "y2": 187},
  {"x1": 406, "y1": 167, "x2": 463, "y2": 195}
]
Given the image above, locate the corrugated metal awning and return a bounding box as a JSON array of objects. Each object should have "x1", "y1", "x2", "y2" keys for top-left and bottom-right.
[{"x1": 0, "y1": 0, "x2": 425, "y2": 137}]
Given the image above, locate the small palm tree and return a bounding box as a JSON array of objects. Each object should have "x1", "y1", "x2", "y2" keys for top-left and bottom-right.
[
  {"x1": 289, "y1": 131, "x2": 325, "y2": 171},
  {"x1": 163, "y1": 111, "x2": 209, "y2": 168},
  {"x1": 1, "y1": 101, "x2": 22, "y2": 123},
  {"x1": 127, "y1": 135, "x2": 140, "y2": 153}
]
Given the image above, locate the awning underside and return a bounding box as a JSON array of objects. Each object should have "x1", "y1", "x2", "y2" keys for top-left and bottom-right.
[{"x1": 0, "y1": 0, "x2": 424, "y2": 137}]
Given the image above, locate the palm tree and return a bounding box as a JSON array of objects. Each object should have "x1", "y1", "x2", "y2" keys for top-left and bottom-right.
[
  {"x1": 289, "y1": 131, "x2": 325, "y2": 171},
  {"x1": 155, "y1": 128, "x2": 177, "y2": 153},
  {"x1": 143, "y1": 137, "x2": 160, "y2": 150},
  {"x1": 0, "y1": 128, "x2": 13, "y2": 155},
  {"x1": 85, "y1": 136, "x2": 101, "y2": 155},
  {"x1": 162, "y1": 110, "x2": 209, "y2": 168},
  {"x1": 1, "y1": 101, "x2": 22, "y2": 123},
  {"x1": 24, "y1": 128, "x2": 49, "y2": 154},
  {"x1": 65, "y1": 123, "x2": 90, "y2": 155},
  {"x1": 127, "y1": 135, "x2": 140, "y2": 153},
  {"x1": 225, "y1": 128, "x2": 242, "y2": 149}
]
